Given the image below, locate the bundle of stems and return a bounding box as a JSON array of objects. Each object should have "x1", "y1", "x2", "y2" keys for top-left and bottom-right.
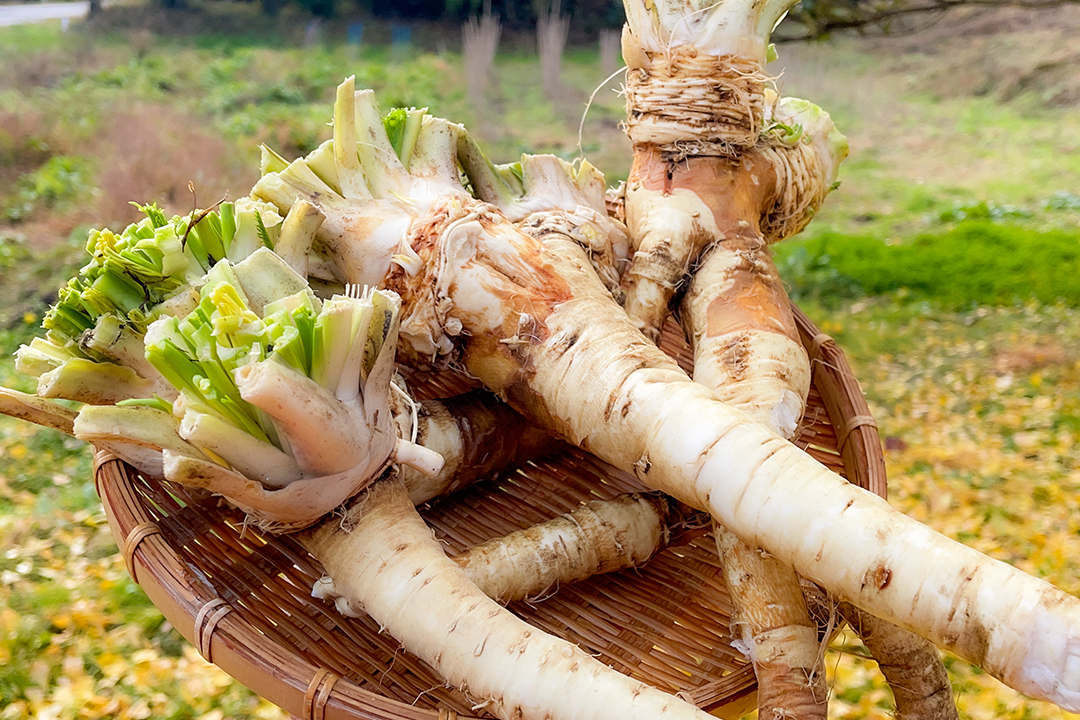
[{"x1": 14, "y1": 199, "x2": 297, "y2": 404}]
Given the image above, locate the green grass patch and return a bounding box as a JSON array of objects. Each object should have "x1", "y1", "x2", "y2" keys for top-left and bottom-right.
[{"x1": 777, "y1": 220, "x2": 1080, "y2": 308}]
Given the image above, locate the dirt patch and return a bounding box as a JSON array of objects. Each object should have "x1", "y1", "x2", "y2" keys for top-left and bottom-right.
[
  {"x1": 850, "y1": 6, "x2": 1080, "y2": 107},
  {"x1": 0, "y1": 108, "x2": 68, "y2": 190},
  {"x1": 95, "y1": 105, "x2": 256, "y2": 228},
  {"x1": 991, "y1": 341, "x2": 1070, "y2": 373},
  {"x1": 2, "y1": 105, "x2": 255, "y2": 251}
]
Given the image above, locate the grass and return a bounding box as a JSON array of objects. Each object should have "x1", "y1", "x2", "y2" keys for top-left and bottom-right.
[
  {"x1": 776, "y1": 220, "x2": 1080, "y2": 309},
  {"x1": 773, "y1": 18, "x2": 1080, "y2": 241},
  {"x1": 1, "y1": 6, "x2": 1080, "y2": 720}
]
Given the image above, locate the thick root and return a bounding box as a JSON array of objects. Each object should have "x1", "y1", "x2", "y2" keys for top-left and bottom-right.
[
  {"x1": 301, "y1": 477, "x2": 715, "y2": 720},
  {"x1": 254, "y1": 92, "x2": 1080, "y2": 708},
  {"x1": 840, "y1": 602, "x2": 959, "y2": 720},
  {"x1": 455, "y1": 493, "x2": 669, "y2": 603},
  {"x1": 717, "y1": 526, "x2": 827, "y2": 720},
  {"x1": 681, "y1": 237, "x2": 809, "y2": 439},
  {"x1": 622, "y1": 149, "x2": 776, "y2": 343},
  {"x1": 454, "y1": 236, "x2": 1080, "y2": 711}
]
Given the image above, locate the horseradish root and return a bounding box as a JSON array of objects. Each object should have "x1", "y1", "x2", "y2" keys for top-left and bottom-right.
[{"x1": 302, "y1": 478, "x2": 714, "y2": 720}]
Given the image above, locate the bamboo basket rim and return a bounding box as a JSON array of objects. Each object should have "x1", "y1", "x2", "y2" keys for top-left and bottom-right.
[{"x1": 92, "y1": 305, "x2": 886, "y2": 720}]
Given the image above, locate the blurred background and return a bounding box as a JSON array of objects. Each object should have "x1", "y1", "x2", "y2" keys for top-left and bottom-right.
[{"x1": 0, "y1": 0, "x2": 1078, "y2": 717}]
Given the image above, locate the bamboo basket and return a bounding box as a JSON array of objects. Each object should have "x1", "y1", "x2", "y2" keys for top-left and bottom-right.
[{"x1": 92, "y1": 305, "x2": 886, "y2": 720}]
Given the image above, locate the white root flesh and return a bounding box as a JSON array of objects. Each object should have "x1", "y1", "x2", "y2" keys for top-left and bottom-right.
[
  {"x1": 682, "y1": 237, "x2": 810, "y2": 438},
  {"x1": 454, "y1": 493, "x2": 669, "y2": 603},
  {"x1": 301, "y1": 478, "x2": 714, "y2": 720},
  {"x1": 685, "y1": 238, "x2": 827, "y2": 720},
  {"x1": 715, "y1": 528, "x2": 826, "y2": 719}
]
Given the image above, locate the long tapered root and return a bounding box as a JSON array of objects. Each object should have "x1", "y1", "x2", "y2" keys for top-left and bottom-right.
[
  {"x1": 472, "y1": 237, "x2": 1080, "y2": 711},
  {"x1": 301, "y1": 478, "x2": 714, "y2": 720},
  {"x1": 253, "y1": 89, "x2": 1080, "y2": 710},
  {"x1": 716, "y1": 526, "x2": 827, "y2": 720},
  {"x1": 839, "y1": 602, "x2": 959, "y2": 720},
  {"x1": 632, "y1": 132, "x2": 822, "y2": 719},
  {"x1": 402, "y1": 390, "x2": 562, "y2": 505},
  {"x1": 682, "y1": 234, "x2": 823, "y2": 720},
  {"x1": 455, "y1": 493, "x2": 669, "y2": 603},
  {"x1": 681, "y1": 238, "x2": 809, "y2": 438}
]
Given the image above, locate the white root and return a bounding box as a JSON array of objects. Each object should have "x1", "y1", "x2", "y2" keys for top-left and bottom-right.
[
  {"x1": 682, "y1": 240, "x2": 810, "y2": 438},
  {"x1": 454, "y1": 493, "x2": 669, "y2": 603},
  {"x1": 301, "y1": 478, "x2": 714, "y2": 720},
  {"x1": 400, "y1": 390, "x2": 561, "y2": 506}
]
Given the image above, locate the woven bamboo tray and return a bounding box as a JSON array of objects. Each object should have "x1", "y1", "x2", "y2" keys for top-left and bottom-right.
[{"x1": 92, "y1": 305, "x2": 886, "y2": 720}]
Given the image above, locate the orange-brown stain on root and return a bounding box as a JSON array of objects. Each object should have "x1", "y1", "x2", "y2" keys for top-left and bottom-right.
[
  {"x1": 704, "y1": 239, "x2": 798, "y2": 341},
  {"x1": 863, "y1": 564, "x2": 893, "y2": 591},
  {"x1": 630, "y1": 146, "x2": 776, "y2": 231},
  {"x1": 634, "y1": 146, "x2": 799, "y2": 344},
  {"x1": 453, "y1": 217, "x2": 576, "y2": 440}
]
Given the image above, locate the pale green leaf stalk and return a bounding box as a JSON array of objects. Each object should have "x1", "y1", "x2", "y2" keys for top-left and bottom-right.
[
  {"x1": 623, "y1": 0, "x2": 796, "y2": 67},
  {"x1": 253, "y1": 79, "x2": 469, "y2": 288},
  {"x1": 226, "y1": 197, "x2": 284, "y2": 262},
  {"x1": 457, "y1": 144, "x2": 629, "y2": 299},
  {"x1": 260, "y1": 144, "x2": 289, "y2": 175},
  {"x1": 274, "y1": 199, "x2": 325, "y2": 277},
  {"x1": 0, "y1": 387, "x2": 78, "y2": 437},
  {"x1": 232, "y1": 247, "x2": 315, "y2": 317},
  {"x1": 73, "y1": 404, "x2": 208, "y2": 478},
  {"x1": 36, "y1": 357, "x2": 162, "y2": 405},
  {"x1": 300, "y1": 140, "x2": 343, "y2": 193}
]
